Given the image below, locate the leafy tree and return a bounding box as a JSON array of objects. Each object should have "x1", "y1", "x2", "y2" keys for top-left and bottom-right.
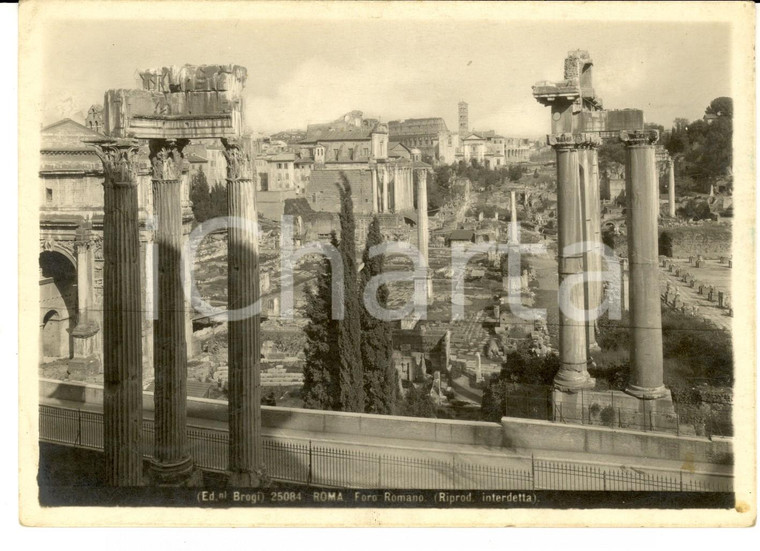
[
  {"x1": 189, "y1": 168, "x2": 212, "y2": 223},
  {"x1": 301, "y1": 234, "x2": 341, "y2": 410},
  {"x1": 335, "y1": 174, "x2": 365, "y2": 412},
  {"x1": 507, "y1": 164, "x2": 524, "y2": 182},
  {"x1": 598, "y1": 141, "x2": 626, "y2": 173},
  {"x1": 209, "y1": 182, "x2": 228, "y2": 219},
  {"x1": 397, "y1": 383, "x2": 436, "y2": 418},
  {"x1": 359, "y1": 216, "x2": 398, "y2": 414},
  {"x1": 706, "y1": 97, "x2": 733, "y2": 118}
]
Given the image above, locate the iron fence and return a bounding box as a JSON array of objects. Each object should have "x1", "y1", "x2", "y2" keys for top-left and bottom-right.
[{"x1": 38, "y1": 404, "x2": 732, "y2": 492}]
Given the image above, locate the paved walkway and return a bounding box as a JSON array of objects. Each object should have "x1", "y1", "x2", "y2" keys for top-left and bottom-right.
[{"x1": 659, "y1": 258, "x2": 732, "y2": 331}]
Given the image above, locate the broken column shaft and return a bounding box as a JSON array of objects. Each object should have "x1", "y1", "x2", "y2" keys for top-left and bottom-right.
[
  {"x1": 550, "y1": 134, "x2": 594, "y2": 391},
  {"x1": 510, "y1": 190, "x2": 518, "y2": 242},
  {"x1": 93, "y1": 139, "x2": 144, "y2": 486},
  {"x1": 148, "y1": 139, "x2": 195, "y2": 484},
  {"x1": 621, "y1": 130, "x2": 666, "y2": 399},
  {"x1": 222, "y1": 138, "x2": 263, "y2": 486}
]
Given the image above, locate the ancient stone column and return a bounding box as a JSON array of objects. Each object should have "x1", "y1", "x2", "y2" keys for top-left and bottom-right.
[
  {"x1": 68, "y1": 234, "x2": 100, "y2": 375},
  {"x1": 668, "y1": 159, "x2": 676, "y2": 218},
  {"x1": 222, "y1": 138, "x2": 263, "y2": 486},
  {"x1": 578, "y1": 144, "x2": 602, "y2": 354},
  {"x1": 621, "y1": 130, "x2": 666, "y2": 399},
  {"x1": 549, "y1": 134, "x2": 593, "y2": 391},
  {"x1": 147, "y1": 139, "x2": 196, "y2": 485},
  {"x1": 416, "y1": 168, "x2": 432, "y2": 300},
  {"x1": 92, "y1": 139, "x2": 144, "y2": 486},
  {"x1": 588, "y1": 147, "x2": 603, "y2": 328},
  {"x1": 381, "y1": 170, "x2": 389, "y2": 213},
  {"x1": 509, "y1": 190, "x2": 518, "y2": 242}
]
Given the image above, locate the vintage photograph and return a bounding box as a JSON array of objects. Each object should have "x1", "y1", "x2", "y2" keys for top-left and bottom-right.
[{"x1": 18, "y1": 0, "x2": 756, "y2": 527}]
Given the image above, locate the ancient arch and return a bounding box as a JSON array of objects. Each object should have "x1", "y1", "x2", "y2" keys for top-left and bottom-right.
[
  {"x1": 39, "y1": 250, "x2": 77, "y2": 361},
  {"x1": 41, "y1": 310, "x2": 63, "y2": 359}
]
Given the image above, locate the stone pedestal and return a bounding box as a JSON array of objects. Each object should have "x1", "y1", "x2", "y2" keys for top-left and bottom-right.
[
  {"x1": 552, "y1": 388, "x2": 676, "y2": 431},
  {"x1": 620, "y1": 130, "x2": 666, "y2": 400},
  {"x1": 222, "y1": 138, "x2": 263, "y2": 487},
  {"x1": 92, "y1": 139, "x2": 144, "y2": 486},
  {"x1": 147, "y1": 139, "x2": 196, "y2": 485}
]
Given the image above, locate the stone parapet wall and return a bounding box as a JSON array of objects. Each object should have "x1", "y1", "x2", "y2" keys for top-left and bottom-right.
[
  {"x1": 658, "y1": 225, "x2": 732, "y2": 259},
  {"x1": 40, "y1": 378, "x2": 732, "y2": 467}
]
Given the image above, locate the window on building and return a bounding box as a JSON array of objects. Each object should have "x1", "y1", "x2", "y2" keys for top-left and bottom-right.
[
  {"x1": 334, "y1": 149, "x2": 340, "y2": 161},
  {"x1": 363, "y1": 147, "x2": 369, "y2": 157},
  {"x1": 278, "y1": 163, "x2": 282, "y2": 169},
  {"x1": 348, "y1": 148, "x2": 354, "y2": 160},
  {"x1": 45, "y1": 188, "x2": 53, "y2": 203}
]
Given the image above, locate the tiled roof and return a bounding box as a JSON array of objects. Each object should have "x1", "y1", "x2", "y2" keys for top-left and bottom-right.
[
  {"x1": 305, "y1": 123, "x2": 374, "y2": 142},
  {"x1": 449, "y1": 229, "x2": 475, "y2": 241},
  {"x1": 283, "y1": 198, "x2": 315, "y2": 216}
]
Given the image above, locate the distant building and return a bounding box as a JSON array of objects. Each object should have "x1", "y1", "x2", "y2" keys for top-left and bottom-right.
[
  {"x1": 388, "y1": 117, "x2": 450, "y2": 160},
  {"x1": 300, "y1": 111, "x2": 429, "y2": 217},
  {"x1": 458, "y1": 101, "x2": 469, "y2": 136},
  {"x1": 85, "y1": 105, "x2": 104, "y2": 134}
]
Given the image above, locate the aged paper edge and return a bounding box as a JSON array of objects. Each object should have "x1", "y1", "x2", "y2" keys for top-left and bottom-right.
[{"x1": 17, "y1": 0, "x2": 757, "y2": 528}]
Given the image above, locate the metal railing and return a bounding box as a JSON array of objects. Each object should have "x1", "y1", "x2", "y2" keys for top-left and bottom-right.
[{"x1": 39, "y1": 405, "x2": 732, "y2": 492}]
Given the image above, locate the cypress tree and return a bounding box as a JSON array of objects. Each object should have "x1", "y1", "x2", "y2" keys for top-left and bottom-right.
[
  {"x1": 360, "y1": 216, "x2": 398, "y2": 414},
  {"x1": 302, "y1": 232, "x2": 340, "y2": 410},
  {"x1": 189, "y1": 168, "x2": 212, "y2": 223},
  {"x1": 335, "y1": 174, "x2": 365, "y2": 412}
]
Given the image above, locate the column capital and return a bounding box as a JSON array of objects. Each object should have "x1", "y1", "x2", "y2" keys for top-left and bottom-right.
[
  {"x1": 221, "y1": 137, "x2": 253, "y2": 180},
  {"x1": 90, "y1": 138, "x2": 142, "y2": 188},
  {"x1": 547, "y1": 132, "x2": 601, "y2": 150},
  {"x1": 619, "y1": 129, "x2": 659, "y2": 147},
  {"x1": 73, "y1": 239, "x2": 93, "y2": 253},
  {"x1": 149, "y1": 139, "x2": 188, "y2": 181}
]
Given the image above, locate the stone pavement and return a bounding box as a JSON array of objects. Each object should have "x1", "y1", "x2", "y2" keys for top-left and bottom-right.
[{"x1": 659, "y1": 257, "x2": 732, "y2": 332}]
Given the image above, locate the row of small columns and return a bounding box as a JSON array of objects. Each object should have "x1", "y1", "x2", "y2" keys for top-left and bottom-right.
[
  {"x1": 548, "y1": 130, "x2": 666, "y2": 399},
  {"x1": 93, "y1": 137, "x2": 262, "y2": 486}
]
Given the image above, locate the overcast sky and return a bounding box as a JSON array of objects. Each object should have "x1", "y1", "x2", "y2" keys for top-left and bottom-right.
[{"x1": 42, "y1": 18, "x2": 731, "y2": 138}]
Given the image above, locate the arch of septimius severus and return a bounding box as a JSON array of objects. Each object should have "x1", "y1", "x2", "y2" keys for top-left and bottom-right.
[{"x1": 41, "y1": 64, "x2": 263, "y2": 486}]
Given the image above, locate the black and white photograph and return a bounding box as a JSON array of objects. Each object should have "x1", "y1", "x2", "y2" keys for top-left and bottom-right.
[{"x1": 17, "y1": 0, "x2": 756, "y2": 527}]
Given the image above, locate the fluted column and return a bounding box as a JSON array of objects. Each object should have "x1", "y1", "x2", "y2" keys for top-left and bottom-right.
[
  {"x1": 381, "y1": 170, "x2": 389, "y2": 213},
  {"x1": 92, "y1": 139, "x2": 144, "y2": 486},
  {"x1": 621, "y1": 130, "x2": 666, "y2": 399},
  {"x1": 147, "y1": 139, "x2": 196, "y2": 485},
  {"x1": 549, "y1": 134, "x2": 593, "y2": 392},
  {"x1": 668, "y1": 159, "x2": 676, "y2": 218},
  {"x1": 578, "y1": 142, "x2": 602, "y2": 354},
  {"x1": 222, "y1": 138, "x2": 263, "y2": 486},
  {"x1": 588, "y1": 147, "x2": 603, "y2": 327}
]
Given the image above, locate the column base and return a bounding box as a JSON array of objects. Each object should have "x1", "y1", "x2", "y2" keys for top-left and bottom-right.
[
  {"x1": 67, "y1": 356, "x2": 101, "y2": 380},
  {"x1": 553, "y1": 367, "x2": 596, "y2": 393},
  {"x1": 625, "y1": 383, "x2": 669, "y2": 400},
  {"x1": 227, "y1": 470, "x2": 263, "y2": 488},
  {"x1": 147, "y1": 456, "x2": 201, "y2": 487}
]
